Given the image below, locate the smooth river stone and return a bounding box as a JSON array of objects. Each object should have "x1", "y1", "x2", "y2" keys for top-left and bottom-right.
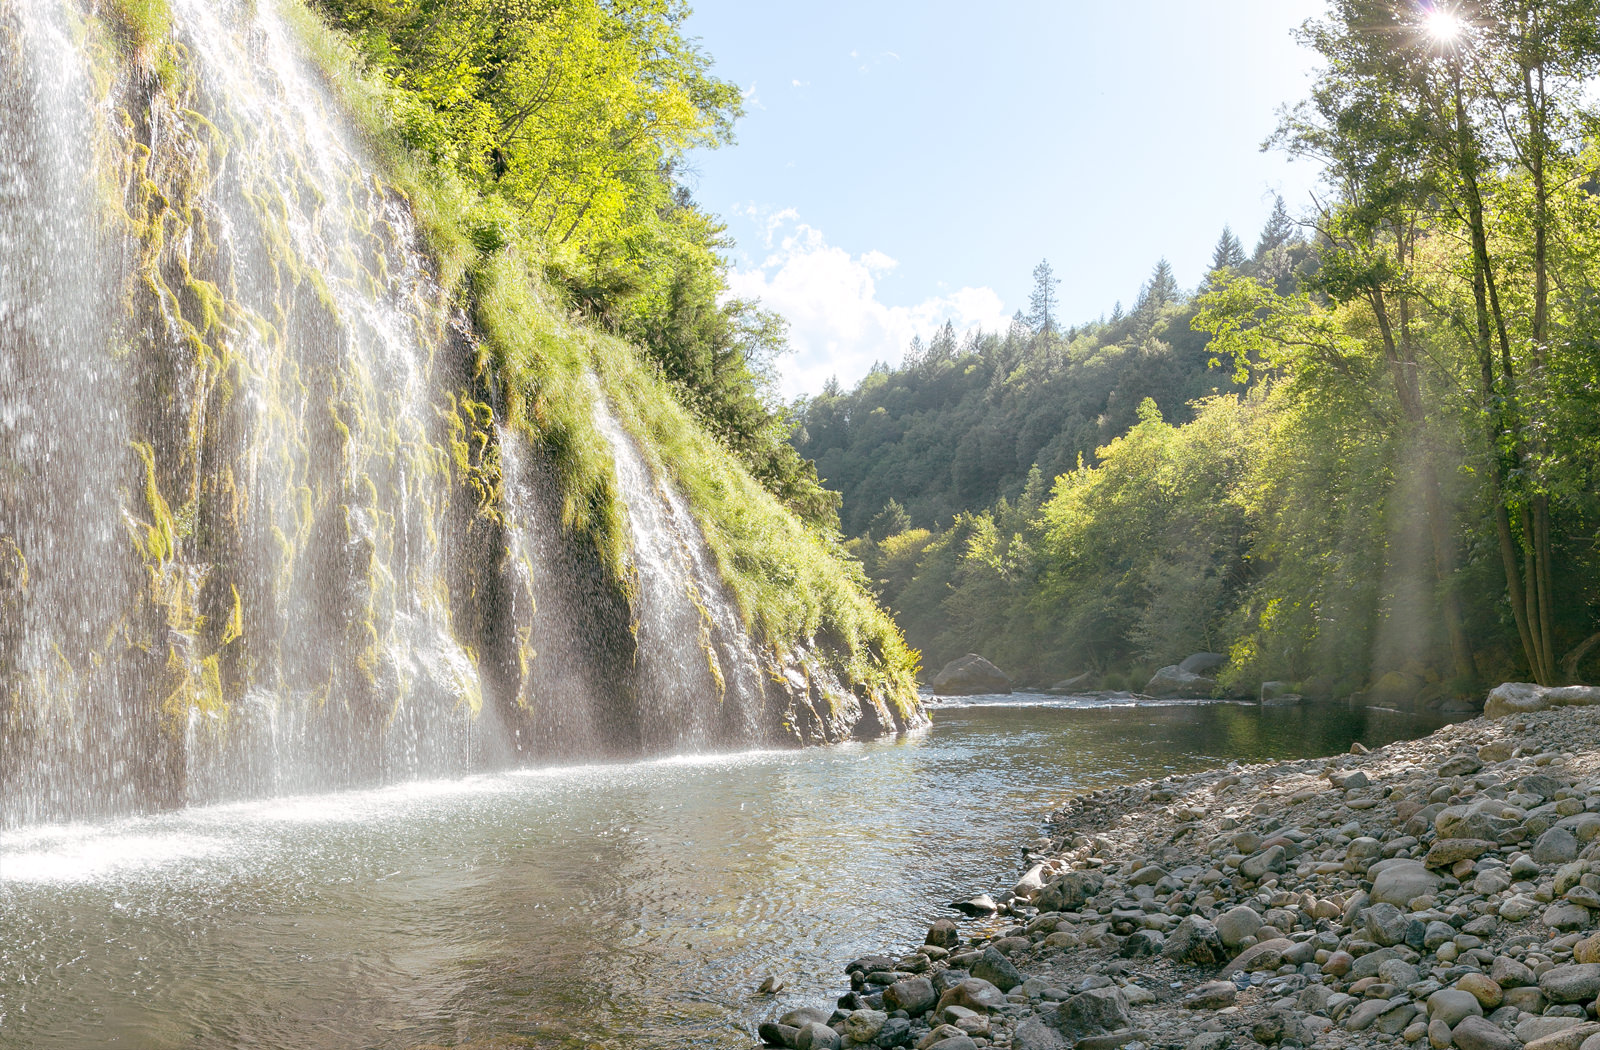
[{"x1": 1539, "y1": 963, "x2": 1600, "y2": 1004}]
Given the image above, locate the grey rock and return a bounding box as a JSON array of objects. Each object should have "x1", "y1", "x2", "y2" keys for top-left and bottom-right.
[
  {"x1": 1012, "y1": 1018, "x2": 1068, "y2": 1050},
  {"x1": 1451, "y1": 1015, "x2": 1519, "y2": 1050},
  {"x1": 1223, "y1": 937, "x2": 1296, "y2": 975},
  {"x1": 1145, "y1": 665, "x2": 1218, "y2": 699},
  {"x1": 793, "y1": 1021, "x2": 841, "y2": 1050},
  {"x1": 930, "y1": 654, "x2": 1012, "y2": 696},
  {"x1": 1544, "y1": 902, "x2": 1592, "y2": 930},
  {"x1": 1540, "y1": 963, "x2": 1600, "y2": 1004},
  {"x1": 1426, "y1": 988, "x2": 1484, "y2": 1026},
  {"x1": 1179, "y1": 652, "x2": 1228, "y2": 674},
  {"x1": 883, "y1": 977, "x2": 936, "y2": 1015},
  {"x1": 922, "y1": 1037, "x2": 978, "y2": 1050},
  {"x1": 1186, "y1": 1034, "x2": 1231, "y2": 1050},
  {"x1": 1366, "y1": 902, "x2": 1411, "y2": 946},
  {"x1": 1490, "y1": 955, "x2": 1536, "y2": 988},
  {"x1": 1182, "y1": 981, "x2": 1237, "y2": 1009},
  {"x1": 1162, "y1": 914, "x2": 1226, "y2": 966},
  {"x1": 1439, "y1": 753, "x2": 1485, "y2": 778},
  {"x1": 1534, "y1": 827, "x2": 1580, "y2": 864},
  {"x1": 1054, "y1": 986, "x2": 1132, "y2": 1036},
  {"x1": 1484, "y1": 681, "x2": 1551, "y2": 718},
  {"x1": 1034, "y1": 871, "x2": 1103, "y2": 913},
  {"x1": 1370, "y1": 860, "x2": 1442, "y2": 907},
  {"x1": 970, "y1": 948, "x2": 1021, "y2": 993},
  {"x1": 1239, "y1": 844, "x2": 1287, "y2": 881},
  {"x1": 1214, "y1": 905, "x2": 1263, "y2": 948}
]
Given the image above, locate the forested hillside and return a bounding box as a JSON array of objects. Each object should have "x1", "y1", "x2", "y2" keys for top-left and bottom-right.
[
  {"x1": 793, "y1": 203, "x2": 1307, "y2": 536},
  {"x1": 806, "y1": 2, "x2": 1600, "y2": 704}
]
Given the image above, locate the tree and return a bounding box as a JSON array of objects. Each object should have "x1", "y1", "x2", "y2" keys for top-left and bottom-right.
[
  {"x1": 868, "y1": 498, "x2": 912, "y2": 541},
  {"x1": 1028, "y1": 259, "x2": 1061, "y2": 335},
  {"x1": 1254, "y1": 195, "x2": 1296, "y2": 257},
  {"x1": 1209, "y1": 226, "x2": 1247, "y2": 273}
]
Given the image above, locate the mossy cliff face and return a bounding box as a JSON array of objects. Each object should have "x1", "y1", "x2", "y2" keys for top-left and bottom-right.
[{"x1": 0, "y1": 0, "x2": 923, "y2": 826}]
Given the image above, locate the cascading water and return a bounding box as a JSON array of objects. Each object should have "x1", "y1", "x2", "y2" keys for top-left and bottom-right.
[
  {"x1": 0, "y1": 0, "x2": 915, "y2": 829},
  {"x1": 587, "y1": 382, "x2": 769, "y2": 754}
]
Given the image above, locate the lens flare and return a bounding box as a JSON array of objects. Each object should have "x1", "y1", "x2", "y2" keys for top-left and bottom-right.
[{"x1": 1425, "y1": 8, "x2": 1464, "y2": 42}]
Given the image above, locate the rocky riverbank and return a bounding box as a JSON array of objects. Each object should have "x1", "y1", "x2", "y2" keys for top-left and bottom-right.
[{"x1": 758, "y1": 701, "x2": 1600, "y2": 1050}]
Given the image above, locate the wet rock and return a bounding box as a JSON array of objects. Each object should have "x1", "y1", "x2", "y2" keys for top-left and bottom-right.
[
  {"x1": 844, "y1": 1009, "x2": 887, "y2": 1043},
  {"x1": 949, "y1": 894, "x2": 997, "y2": 917},
  {"x1": 758, "y1": 1021, "x2": 799, "y2": 1047},
  {"x1": 883, "y1": 977, "x2": 936, "y2": 1015},
  {"x1": 794, "y1": 1020, "x2": 841, "y2": 1050},
  {"x1": 930, "y1": 655, "x2": 1011, "y2": 696},
  {"x1": 1180, "y1": 652, "x2": 1228, "y2": 675},
  {"x1": 925, "y1": 919, "x2": 960, "y2": 950}
]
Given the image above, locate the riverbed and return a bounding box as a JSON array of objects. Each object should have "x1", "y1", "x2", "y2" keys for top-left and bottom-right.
[{"x1": 0, "y1": 696, "x2": 1454, "y2": 1049}]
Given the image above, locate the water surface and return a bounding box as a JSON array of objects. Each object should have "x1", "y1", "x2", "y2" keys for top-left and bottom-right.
[{"x1": 0, "y1": 696, "x2": 1452, "y2": 1049}]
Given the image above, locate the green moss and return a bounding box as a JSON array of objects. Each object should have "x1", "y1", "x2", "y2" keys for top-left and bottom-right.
[{"x1": 130, "y1": 441, "x2": 176, "y2": 564}]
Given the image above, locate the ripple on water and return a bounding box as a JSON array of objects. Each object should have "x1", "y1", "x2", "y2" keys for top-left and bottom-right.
[{"x1": 0, "y1": 700, "x2": 1456, "y2": 1049}]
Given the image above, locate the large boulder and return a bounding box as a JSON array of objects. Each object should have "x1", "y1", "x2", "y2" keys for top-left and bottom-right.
[
  {"x1": 1046, "y1": 671, "x2": 1097, "y2": 693},
  {"x1": 1179, "y1": 652, "x2": 1227, "y2": 675},
  {"x1": 1144, "y1": 665, "x2": 1216, "y2": 699},
  {"x1": 930, "y1": 654, "x2": 1012, "y2": 696},
  {"x1": 1484, "y1": 681, "x2": 1600, "y2": 718},
  {"x1": 1366, "y1": 670, "x2": 1426, "y2": 708}
]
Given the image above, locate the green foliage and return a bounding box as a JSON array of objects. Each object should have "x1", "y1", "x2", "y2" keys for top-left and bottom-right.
[
  {"x1": 286, "y1": 1, "x2": 914, "y2": 705},
  {"x1": 302, "y1": 0, "x2": 833, "y2": 525}
]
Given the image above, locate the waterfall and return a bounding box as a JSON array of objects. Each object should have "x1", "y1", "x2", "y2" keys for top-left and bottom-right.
[
  {"x1": 587, "y1": 380, "x2": 770, "y2": 754},
  {"x1": 0, "y1": 0, "x2": 912, "y2": 828}
]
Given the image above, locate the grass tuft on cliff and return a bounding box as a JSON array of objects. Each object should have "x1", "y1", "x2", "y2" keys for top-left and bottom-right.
[{"x1": 282, "y1": 1, "x2": 921, "y2": 714}]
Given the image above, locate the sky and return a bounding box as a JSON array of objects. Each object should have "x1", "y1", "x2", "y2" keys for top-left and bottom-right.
[{"x1": 679, "y1": 0, "x2": 1330, "y2": 398}]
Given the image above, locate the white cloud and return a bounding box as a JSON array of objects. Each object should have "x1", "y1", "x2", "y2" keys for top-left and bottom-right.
[
  {"x1": 741, "y1": 81, "x2": 765, "y2": 110},
  {"x1": 724, "y1": 210, "x2": 1012, "y2": 399}
]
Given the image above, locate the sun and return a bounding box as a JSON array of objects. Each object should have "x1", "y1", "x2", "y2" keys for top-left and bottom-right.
[{"x1": 1424, "y1": 8, "x2": 1465, "y2": 42}]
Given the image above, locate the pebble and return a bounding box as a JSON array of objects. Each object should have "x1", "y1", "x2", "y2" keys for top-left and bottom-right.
[{"x1": 759, "y1": 703, "x2": 1600, "y2": 1050}]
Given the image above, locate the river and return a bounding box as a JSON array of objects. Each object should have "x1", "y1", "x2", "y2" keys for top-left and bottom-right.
[{"x1": 0, "y1": 695, "x2": 1452, "y2": 1049}]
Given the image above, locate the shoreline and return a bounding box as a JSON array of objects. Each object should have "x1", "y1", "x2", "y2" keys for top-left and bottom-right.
[{"x1": 759, "y1": 702, "x2": 1600, "y2": 1050}]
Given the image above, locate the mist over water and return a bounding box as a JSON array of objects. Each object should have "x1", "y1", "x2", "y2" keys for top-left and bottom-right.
[{"x1": 0, "y1": 0, "x2": 816, "y2": 827}]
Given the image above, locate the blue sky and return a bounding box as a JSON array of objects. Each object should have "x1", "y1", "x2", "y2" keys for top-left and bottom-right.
[{"x1": 680, "y1": 0, "x2": 1328, "y2": 398}]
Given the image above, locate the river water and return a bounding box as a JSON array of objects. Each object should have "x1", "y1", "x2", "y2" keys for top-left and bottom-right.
[{"x1": 0, "y1": 696, "x2": 1451, "y2": 1049}]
